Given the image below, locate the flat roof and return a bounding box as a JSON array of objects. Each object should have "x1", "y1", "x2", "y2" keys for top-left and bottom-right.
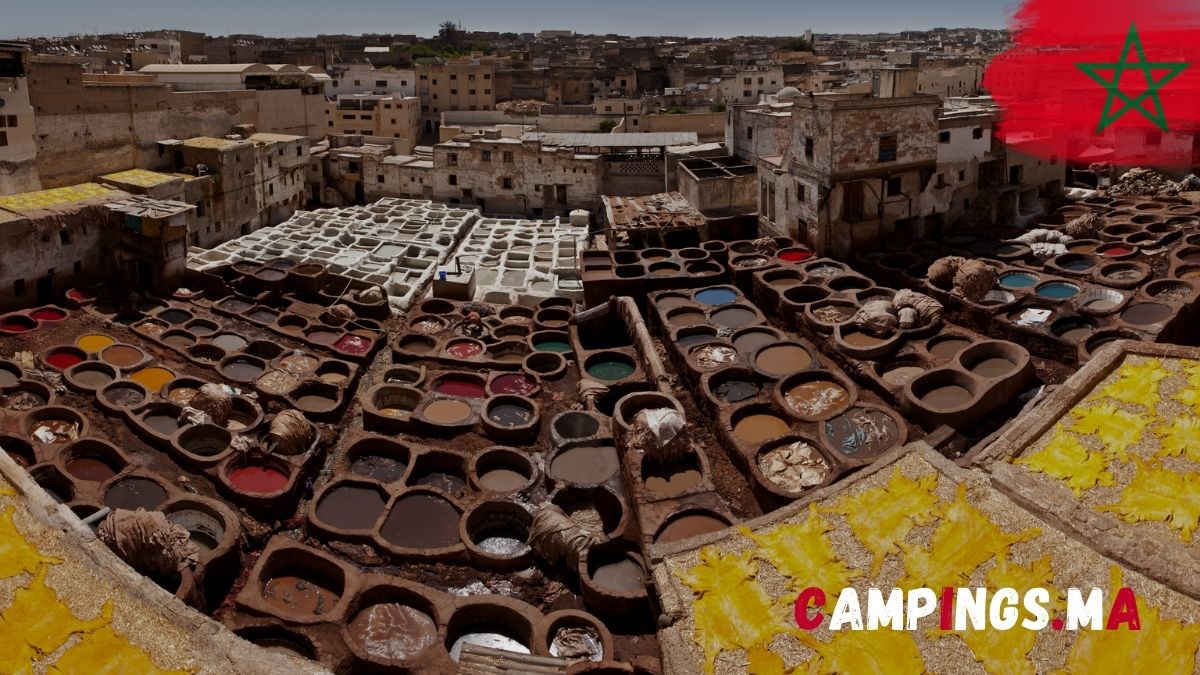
[
  {"x1": 523, "y1": 132, "x2": 698, "y2": 148},
  {"x1": 0, "y1": 183, "x2": 118, "y2": 215},
  {"x1": 99, "y1": 168, "x2": 179, "y2": 188},
  {"x1": 183, "y1": 137, "x2": 243, "y2": 150},
  {"x1": 140, "y1": 63, "x2": 273, "y2": 74}
]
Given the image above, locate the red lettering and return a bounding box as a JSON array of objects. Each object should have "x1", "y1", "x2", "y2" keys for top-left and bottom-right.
[
  {"x1": 940, "y1": 587, "x2": 954, "y2": 630},
  {"x1": 794, "y1": 587, "x2": 825, "y2": 630},
  {"x1": 1106, "y1": 587, "x2": 1141, "y2": 631}
]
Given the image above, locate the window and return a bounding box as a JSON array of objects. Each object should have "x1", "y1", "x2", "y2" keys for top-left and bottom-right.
[
  {"x1": 804, "y1": 138, "x2": 813, "y2": 160},
  {"x1": 420, "y1": 74, "x2": 428, "y2": 80},
  {"x1": 450, "y1": 89, "x2": 458, "y2": 95},
  {"x1": 481, "y1": 150, "x2": 492, "y2": 161},
  {"x1": 354, "y1": 80, "x2": 361, "y2": 86},
  {"x1": 884, "y1": 177, "x2": 902, "y2": 196},
  {"x1": 469, "y1": 89, "x2": 475, "y2": 95},
  {"x1": 375, "y1": 80, "x2": 387, "y2": 87},
  {"x1": 743, "y1": 90, "x2": 752, "y2": 98},
  {"x1": 797, "y1": 183, "x2": 806, "y2": 203},
  {"x1": 938, "y1": 130, "x2": 951, "y2": 143},
  {"x1": 1050, "y1": 154, "x2": 1059, "y2": 165},
  {"x1": 448, "y1": 153, "x2": 458, "y2": 166},
  {"x1": 0, "y1": 131, "x2": 7, "y2": 147},
  {"x1": 377, "y1": 174, "x2": 385, "y2": 183},
  {"x1": 502, "y1": 177, "x2": 513, "y2": 189},
  {"x1": 605, "y1": 105, "x2": 612, "y2": 112},
  {"x1": 296, "y1": 146, "x2": 303, "y2": 157},
  {"x1": 746, "y1": 126, "x2": 753, "y2": 139},
  {"x1": 195, "y1": 201, "x2": 205, "y2": 216},
  {"x1": 391, "y1": 118, "x2": 396, "y2": 124},
  {"x1": 503, "y1": 151, "x2": 514, "y2": 163},
  {"x1": 484, "y1": 73, "x2": 491, "y2": 79},
  {"x1": 935, "y1": 173, "x2": 946, "y2": 188},
  {"x1": 484, "y1": 89, "x2": 491, "y2": 95},
  {"x1": 972, "y1": 127, "x2": 983, "y2": 139},
  {"x1": 448, "y1": 174, "x2": 457, "y2": 186},
  {"x1": 269, "y1": 183, "x2": 274, "y2": 196},
  {"x1": 743, "y1": 77, "x2": 751, "y2": 85},
  {"x1": 878, "y1": 134, "x2": 897, "y2": 162},
  {"x1": 469, "y1": 74, "x2": 476, "y2": 80},
  {"x1": 59, "y1": 230, "x2": 70, "y2": 245},
  {"x1": 360, "y1": 114, "x2": 372, "y2": 120},
  {"x1": 342, "y1": 114, "x2": 355, "y2": 120},
  {"x1": 384, "y1": 104, "x2": 392, "y2": 109},
  {"x1": 958, "y1": 170, "x2": 966, "y2": 181},
  {"x1": 450, "y1": 74, "x2": 457, "y2": 80}
]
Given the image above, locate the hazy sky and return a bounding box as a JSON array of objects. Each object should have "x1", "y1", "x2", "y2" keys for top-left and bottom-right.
[{"x1": 4, "y1": 0, "x2": 1011, "y2": 39}]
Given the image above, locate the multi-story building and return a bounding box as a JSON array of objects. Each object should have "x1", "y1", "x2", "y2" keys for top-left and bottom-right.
[
  {"x1": 324, "y1": 95, "x2": 420, "y2": 150},
  {"x1": 0, "y1": 45, "x2": 37, "y2": 193},
  {"x1": 328, "y1": 63, "x2": 417, "y2": 96},
  {"x1": 372, "y1": 130, "x2": 602, "y2": 217},
  {"x1": 151, "y1": 132, "x2": 309, "y2": 248},
  {"x1": 415, "y1": 60, "x2": 496, "y2": 133},
  {"x1": 716, "y1": 65, "x2": 785, "y2": 104}
]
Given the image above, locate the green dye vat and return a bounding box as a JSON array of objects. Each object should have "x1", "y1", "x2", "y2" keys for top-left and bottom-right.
[
  {"x1": 534, "y1": 340, "x2": 572, "y2": 353},
  {"x1": 586, "y1": 360, "x2": 635, "y2": 381}
]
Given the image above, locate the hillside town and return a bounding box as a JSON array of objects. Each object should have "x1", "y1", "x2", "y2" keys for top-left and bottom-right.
[{"x1": 0, "y1": 20, "x2": 1199, "y2": 675}]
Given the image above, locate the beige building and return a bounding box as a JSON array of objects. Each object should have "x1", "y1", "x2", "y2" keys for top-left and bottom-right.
[
  {"x1": 415, "y1": 60, "x2": 496, "y2": 133},
  {"x1": 324, "y1": 95, "x2": 420, "y2": 151},
  {"x1": 0, "y1": 46, "x2": 38, "y2": 193},
  {"x1": 140, "y1": 132, "x2": 308, "y2": 248},
  {"x1": 372, "y1": 130, "x2": 602, "y2": 217}
]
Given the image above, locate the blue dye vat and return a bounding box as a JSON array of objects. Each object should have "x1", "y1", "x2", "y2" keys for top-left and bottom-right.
[
  {"x1": 1036, "y1": 282, "x2": 1080, "y2": 299},
  {"x1": 998, "y1": 272, "x2": 1038, "y2": 289},
  {"x1": 1061, "y1": 259, "x2": 1093, "y2": 272},
  {"x1": 694, "y1": 287, "x2": 738, "y2": 306}
]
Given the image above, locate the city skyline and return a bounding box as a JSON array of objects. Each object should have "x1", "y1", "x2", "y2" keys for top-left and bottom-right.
[{"x1": 4, "y1": 0, "x2": 1009, "y2": 40}]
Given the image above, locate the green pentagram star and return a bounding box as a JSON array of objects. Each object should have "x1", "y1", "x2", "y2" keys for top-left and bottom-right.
[{"x1": 1075, "y1": 22, "x2": 1189, "y2": 133}]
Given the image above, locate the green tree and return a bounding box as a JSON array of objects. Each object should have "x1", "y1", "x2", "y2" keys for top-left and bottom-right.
[
  {"x1": 665, "y1": 106, "x2": 688, "y2": 115},
  {"x1": 597, "y1": 119, "x2": 619, "y2": 133},
  {"x1": 438, "y1": 21, "x2": 463, "y2": 48},
  {"x1": 709, "y1": 102, "x2": 727, "y2": 112},
  {"x1": 779, "y1": 38, "x2": 812, "y2": 52}
]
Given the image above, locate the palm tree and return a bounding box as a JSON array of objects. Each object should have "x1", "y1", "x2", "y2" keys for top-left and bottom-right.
[{"x1": 438, "y1": 21, "x2": 462, "y2": 48}]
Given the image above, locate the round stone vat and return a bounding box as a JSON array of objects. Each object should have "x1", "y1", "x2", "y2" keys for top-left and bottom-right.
[
  {"x1": 446, "y1": 599, "x2": 536, "y2": 662},
  {"x1": 583, "y1": 352, "x2": 637, "y2": 382},
  {"x1": 61, "y1": 438, "x2": 127, "y2": 483},
  {"x1": 311, "y1": 479, "x2": 389, "y2": 535},
  {"x1": 63, "y1": 361, "x2": 118, "y2": 394},
  {"x1": 775, "y1": 369, "x2": 856, "y2": 422},
  {"x1": 653, "y1": 508, "x2": 730, "y2": 545},
  {"x1": 461, "y1": 500, "x2": 533, "y2": 569},
  {"x1": 173, "y1": 424, "x2": 234, "y2": 466},
  {"x1": 341, "y1": 584, "x2": 441, "y2": 669},
  {"x1": 470, "y1": 447, "x2": 537, "y2": 493}
]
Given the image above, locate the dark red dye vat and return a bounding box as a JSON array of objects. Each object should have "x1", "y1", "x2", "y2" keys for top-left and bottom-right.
[
  {"x1": 30, "y1": 308, "x2": 67, "y2": 321},
  {"x1": 779, "y1": 249, "x2": 812, "y2": 262},
  {"x1": 45, "y1": 351, "x2": 83, "y2": 370},
  {"x1": 446, "y1": 340, "x2": 483, "y2": 358},
  {"x1": 0, "y1": 319, "x2": 32, "y2": 333},
  {"x1": 1102, "y1": 247, "x2": 1132, "y2": 257},
  {"x1": 228, "y1": 465, "x2": 289, "y2": 494},
  {"x1": 66, "y1": 288, "x2": 95, "y2": 301},
  {"x1": 334, "y1": 334, "x2": 372, "y2": 355},
  {"x1": 434, "y1": 377, "x2": 486, "y2": 398},
  {"x1": 490, "y1": 373, "x2": 537, "y2": 396}
]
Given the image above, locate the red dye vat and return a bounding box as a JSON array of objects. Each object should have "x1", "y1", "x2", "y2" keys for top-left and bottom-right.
[
  {"x1": 779, "y1": 249, "x2": 812, "y2": 262},
  {"x1": 1102, "y1": 247, "x2": 1132, "y2": 257},
  {"x1": 0, "y1": 319, "x2": 32, "y2": 333},
  {"x1": 490, "y1": 373, "x2": 537, "y2": 396},
  {"x1": 435, "y1": 377, "x2": 486, "y2": 398},
  {"x1": 228, "y1": 465, "x2": 289, "y2": 494},
  {"x1": 30, "y1": 308, "x2": 67, "y2": 321},
  {"x1": 45, "y1": 351, "x2": 83, "y2": 370},
  {"x1": 66, "y1": 288, "x2": 95, "y2": 301},
  {"x1": 446, "y1": 340, "x2": 483, "y2": 358},
  {"x1": 334, "y1": 334, "x2": 372, "y2": 355}
]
